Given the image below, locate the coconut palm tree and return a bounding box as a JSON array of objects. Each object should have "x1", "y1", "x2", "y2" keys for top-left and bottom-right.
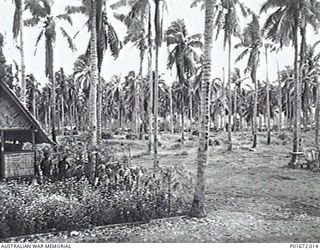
[
  {"x1": 304, "y1": 41, "x2": 320, "y2": 146},
  {"x1": 113, "y1": 4, "x2": 148, "y2": 135},
  {"x1": 189, "y1": 0, "x2": 215, "y2": 218},
  {"x1": 110, "y1": 0, "x2": 160, "y2": 155},
  {"x1": 215, "y1": 0, "x2": 250, "y2": 151},
  {"x1": 264, "y1": 43, "x2": 272, "y2": 144},
  {"x1": 12, "y1": 0, "x2": 26, "y2": 107},
  {"x1": 25, "y1": 0, "x2": 76, "y2": 143},
  {"x1": 166, "y1": 19, "x2": 203, "y2": 141},
  {"x1": 235, "y1": 13, "x2": 261, "y2": 148},
  {"x1": 261, "y1": 0, "x2": 320, "y2": 166},
  {"x1": 66, "y1": 0, "x2": 122, "y2": 142},
  {"x1": 230, "y1": 68, "x2": 248, "y2": 133}
]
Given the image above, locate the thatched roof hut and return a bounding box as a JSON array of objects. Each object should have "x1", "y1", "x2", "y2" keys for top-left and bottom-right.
[{"x1": 0, "y1": 79, "x2": 54, "y2": 178}]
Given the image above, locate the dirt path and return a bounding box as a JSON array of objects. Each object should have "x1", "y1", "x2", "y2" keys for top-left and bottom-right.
[{"x1": 3, "y1": 132, "x2": 320, "y2": 243}]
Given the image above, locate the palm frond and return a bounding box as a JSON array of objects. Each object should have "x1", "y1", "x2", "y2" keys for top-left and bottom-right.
[
  {"x1": 106, "y1": 21, "x2": 122, "y2": 59},
  {"x1": 260, "y1": 0, "x2": 285, "y2": 14},
  {"x1": 60, "y1": 27, "x2": 76, "y2": 52},
  {"x1": 110, "y1": 0, "x2": 128, "y2": 10},
  {"x1": 65, "y1": 5, "x2": 87, "y2": 15},
  {"x1": 25, "y1": 0, "x2": 47, "y2": 18},
  {"x1": 24, "y1": 17, "x2": 40, "y2": 27},
  {"x1": 56, "y1": 14, "x2": 73, "y2": 26},
  {"x1": 12, "y1": 0, "x2": 22, "y2": 39},
  {"x1": 33, "y1": 29, "x2": 44, "y2": 55},
  {"x1": 235, "y1": 48, "x2": 249, "y2": 63}
]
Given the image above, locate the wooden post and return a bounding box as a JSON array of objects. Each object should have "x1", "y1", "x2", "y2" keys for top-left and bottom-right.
[
  {"x1": 0, "y1": 130, "x2": 5, "y2": 179},
  {"x1": 32, "y1": 129, "x2": 37, "y2": 177}
]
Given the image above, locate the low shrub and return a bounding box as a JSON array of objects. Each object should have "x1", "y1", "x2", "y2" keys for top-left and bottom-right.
[
  {"x1": 101, "y1": 132, "x2": 113, "y2": 140},
  {"x1": 125, "y1": 132, "x2": 138, "y2": 140},
  {"x1": 0, "y1": 163, "x2": 194, "y2": 239}
]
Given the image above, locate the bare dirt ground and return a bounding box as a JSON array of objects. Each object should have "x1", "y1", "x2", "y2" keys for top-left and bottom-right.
[{"x1": 4, "y1": 131, "x2": 320, "y2": 243}]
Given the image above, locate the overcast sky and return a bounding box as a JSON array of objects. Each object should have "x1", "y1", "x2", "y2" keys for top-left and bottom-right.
[{"x1": 1, "y1": 0, "x2": 320, "y2": 87}]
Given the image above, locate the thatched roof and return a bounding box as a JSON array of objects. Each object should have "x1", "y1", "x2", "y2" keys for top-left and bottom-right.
[{"x1": 0, "y1": 79, "x2": 54, "y2": 144}]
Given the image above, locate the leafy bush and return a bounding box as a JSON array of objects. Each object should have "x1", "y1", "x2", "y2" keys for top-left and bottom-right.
[
  {"x1": 0, "y1": 162, "x2": 194, "y2": 239},
  {"x1": 125, "y1": 132, "x2": 138, "y2": 140},
  {"x1": 101, "y1": 132, "x2": 113, "y2": 140}
]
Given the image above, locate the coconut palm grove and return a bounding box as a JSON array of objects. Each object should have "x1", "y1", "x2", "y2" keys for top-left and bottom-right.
[{"x1": 0, "y1": 0, "x2": 320, "y2": 244}]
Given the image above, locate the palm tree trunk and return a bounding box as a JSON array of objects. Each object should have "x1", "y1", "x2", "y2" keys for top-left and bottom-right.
[
  {"x1": 221, "y1": 67, "x2": 226, "y2": 132},
  {"x1": 19, "y1": 5, "x2": 26, "y2": 108},
  {"x1": 259, "y1": 115, "x2": 262, "y2": 131},
  {"x1": 133, "y1": 78, "x2": 139, "y2": 134},
  {"x1": 61, "y1": 95, "x2": 65, "y2": 136},
  {"x1": 44, "y1": 107, "x2": 48, "y2": 132},
  {"x1": 238, "y1": 82, "x2": 244, "y2": 139},
  {"x1": 181, "y1": 94, "x2": 185, "y2": 142},
  {"x1": 252, "y1": 72, "x2": 258, "y2": 148},
  {"x1": 315, "y1": 83, "x2": 320, "y2": 148},
  {"x1": 89, "y1": 0, "x2": 99, "y2": 146},
  {"x1": 265, "y1": 46, "x2": 271, "y2": 144},
  {"x1": 300, "y1": 23, "x2": 307, "y2": 131},
  {"x1": 286, "y1": 89, "x2": 290, "y2": 130},
  {"x1": 190, "y1": 0, "x2": 215, "y2": 218},
  {"x1": 189, "y1": 80, "x2": 193, "y2": 132},
  {"x1": 153, "y1": 0, "x2": 161, "y2": 162},
  {"x1": 227, "y1": 34, "x2": 232, "y2": 151},
  {"x1": 276, "y1": 53, "x2": 282, "y2": 131},
  {"x1": 48, "y1": 41, "x2": 56, "y2": 143},
  {"x1": 170, "y1": 86, "x2": 174, "y2": 135},
  {"x1": 154, "y1": 45, "x2": 159, "y2": 159},
  {"x1": 48, "y1": 105, "x2": 51, "y2": 133},
  {"x1": 147, "y1": 9, "x2": 153, "y2": 154},
  {"x1": 97, "y1": 74, "x2": 102, "y2": 142},
  {"x1": 138, "y1": 50, "x2": 144, "y2": 139},
  {"x1": 291, "y1": 20, "x2": 302, "y2": 166},
  {"x1": 233, "y1": 86, "x2": 237, "y2": 132}
]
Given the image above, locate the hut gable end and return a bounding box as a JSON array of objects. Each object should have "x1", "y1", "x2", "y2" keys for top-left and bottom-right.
[
  {"x1": 0, "y1": 90, "x2": 31, "y2": 129},
  {"x1": 0, "y1": 80, "x2": 53, "y2": 144}
]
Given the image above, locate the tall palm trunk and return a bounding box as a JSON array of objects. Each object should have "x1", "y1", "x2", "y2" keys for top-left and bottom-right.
[
  {"x1": 97, "y1": 74, "x2": 102, "y2": 142},
  {"x1": 153, "y1": 0, "x2": 161, "y2": 161},
  {"x1": 138, "y1": 49, "x2": 144, "y2": 139},
  {"x1": 189, "y1": 80, "x2": 193, "y2": 132},
  {"x1": 315, "y1": 82, "x2": 320, "y2": 148},
  {"x1": 134, "y1": 78, "x2": 139, "y2": 134},
  {"x1": 190, "y1": 0, "x2": 215, "y2": 218},
  {"x1": 61, "y1": 95, "x2": 65, "y2": 135},
  {"x1": 147, "y1": 9, "x2": 153, "y2": 153},
  {"x1": 233, "y1": 86, "x2": 237, "y2": 132},
  {"x1": 300, "y1": 23, "x2": 307, "y2": 131},
  {"x1": 276, "y1": 53, "x2": 282, "y2": 131},
  {"x1": 89, "y1": 0, "x2": 99, "y2": 145},
  {"x1": 47, "y1": 38, "x2": 56, "y2": 143},
  {"x1": 19, "y1": 5, "x2": 26, "y2": 108},
  {"x1": 291, "y1": 18, "x2": 302, "y2": 165},
  {"x1": 170, "y1": 86, "x2": 174, "y2": 134},
  {"x1": 239, "y1": 83, "x2": 244, "y2": 139},
  {"x1": 265, "y1": 46, "x2": 271, "y2": 144},
  {"x1": 154, "y1": 46, "x2": 159, "y2": 159},
  {"x1": 221, "y1": 67, "x2": 226, "y2": 131},
  {"x1": 252, "y1": 69, "x2": 258, "y2": 148},
  {"x1": 181, "y1": 91, "x2": 185, "y2": 142},
  {"x1": 227, "y1": 34, "x2": 232, "y2": 151},
  {"x1": 286, "y1": 89, "x2": 290, "y2": 129}
]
